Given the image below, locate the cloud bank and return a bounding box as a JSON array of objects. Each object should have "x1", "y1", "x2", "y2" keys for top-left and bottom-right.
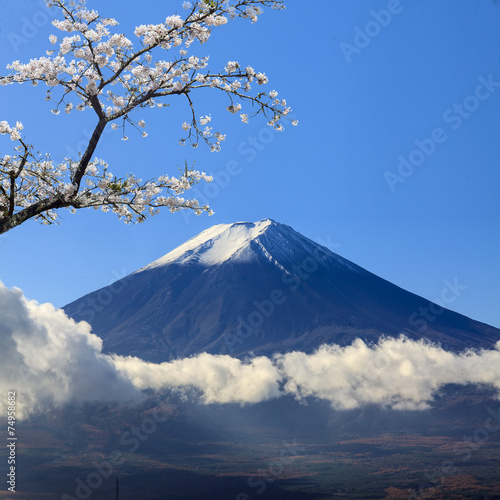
[
  {"x1": 1, "y1": 282, "x2": 499, "y2": 418},
  {"x1": 277, "y1": 338, "x2": 500, "y2": 410},
  {"x1": 113, "y1": 353, "x2": 282, "y2": 404},
  {"x1": 0, "y1": 282, "x2": 140, "y2": 418}
]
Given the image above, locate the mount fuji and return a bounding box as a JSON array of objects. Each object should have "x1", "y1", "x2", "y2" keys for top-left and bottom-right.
[{"x1": 64, "y1": 219, "x2": 500, "y2": 362}]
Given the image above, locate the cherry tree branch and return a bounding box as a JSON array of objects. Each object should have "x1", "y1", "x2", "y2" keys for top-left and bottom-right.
[{"x1": 0, "y1": 0, "x2": 291, "y2": 235}]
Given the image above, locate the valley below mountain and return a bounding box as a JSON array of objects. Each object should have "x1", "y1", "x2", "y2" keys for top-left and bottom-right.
[{"x1": 3, "y1": 387, "x2": 500, "y2": 499}]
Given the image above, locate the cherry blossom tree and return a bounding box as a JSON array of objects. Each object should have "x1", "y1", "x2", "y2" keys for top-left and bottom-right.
[{"x1": 0, "y1": 0, "x2": 296, "y2": 235}]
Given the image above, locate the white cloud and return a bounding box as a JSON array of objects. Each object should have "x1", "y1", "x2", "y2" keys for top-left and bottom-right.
[
  {"x1": 0, "y1": 282, "x2": 141, "y2": 418},
  {"x1": 1, "y1": 281, "x2": 499, "y2": 418},
  {"x1": 113, "y1": 353, "x2": 282, "y2": 404},
  {"x1": 276, "y1": 337, "x2": 500, "y2": 410}
]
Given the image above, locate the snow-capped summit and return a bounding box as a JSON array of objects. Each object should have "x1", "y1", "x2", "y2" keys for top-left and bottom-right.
[
  {"x1": 64, "y1": 219, "x2": 500, "y2": 362},
  {"x1": 141, "y1": 219, "x2": 279, "y2": 268},
  {"x1": 139, "y1": 218, "x2": 359, "y2": 274}
]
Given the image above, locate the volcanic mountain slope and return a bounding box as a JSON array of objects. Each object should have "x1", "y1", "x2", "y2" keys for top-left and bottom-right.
[{"x1": 64, "y1": 219, "x2": 500, "y2": 361}]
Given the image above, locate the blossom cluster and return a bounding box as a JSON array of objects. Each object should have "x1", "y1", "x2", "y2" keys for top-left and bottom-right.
[
  {"x1": 1, "y1": 0, "x2": 291, "y2": 142},
  {"x1": 0, "y1": 139, "x2": 213, "y2": 224},
  {"x1": 0, "y1": 120, "x2": 24, "y2": 141},
  {"x1": 75, "y1": 159, "x2": 215, "y2": 222}
]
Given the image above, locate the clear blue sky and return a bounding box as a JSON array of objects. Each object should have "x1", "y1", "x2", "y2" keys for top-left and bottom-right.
[{"x1": 0, "y1": 0, "x2": 499, "y2": 328}]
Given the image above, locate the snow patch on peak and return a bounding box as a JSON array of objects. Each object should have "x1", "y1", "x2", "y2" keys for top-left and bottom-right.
[{"x1": 141, "y1": 219, "x2": 276, "y2": 269}]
